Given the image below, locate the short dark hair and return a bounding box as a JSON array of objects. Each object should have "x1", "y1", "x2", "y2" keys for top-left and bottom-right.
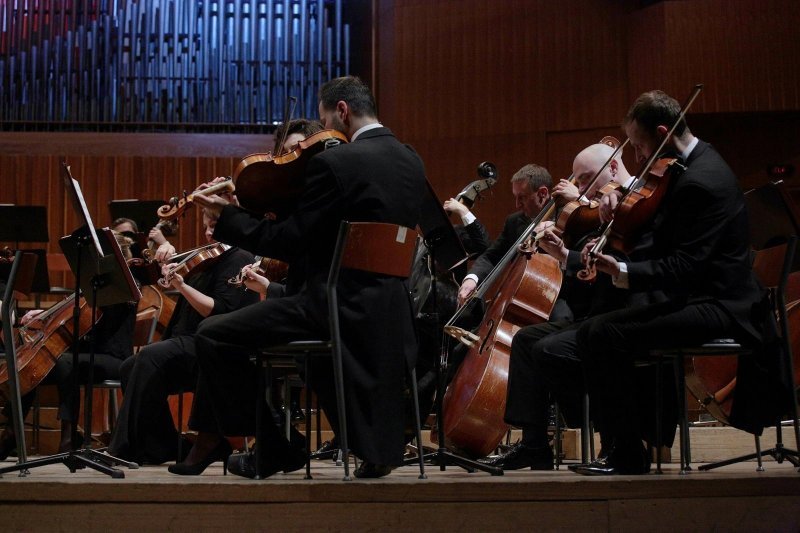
[
  {"x1": 318, "y1": 76, "x2": 377, "y2": 118},
  {"x1": 624, "y1": 90, "x2": 689, "y2": 137},
  {"x1": 111, "y1": 217, "x2": 138, "y2": 232},
  {"x1": 273, "y1": 118, "x2": 324, "y2": 152},
  {"x1": 511, "y1": 164, "x2": 552, "y2": 190}
]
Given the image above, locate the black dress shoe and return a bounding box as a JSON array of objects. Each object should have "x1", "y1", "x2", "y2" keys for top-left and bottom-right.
[
  {"x1": 573, "y1": 443, "x2": 650, "y2": 476},
  {"x1": 567, "y1": 448, "x2": 608, "y2": 472},
  {"x1": 310, "y1": 438, "x2": 339, "y2": 461},
  {"x1": 168, "y1": 439, "x2": 232, "y2": 476},
  {"x1": 353, "y1": 462, "x2": 394, "y2": 479},
  {"x1": 479, "y1": 443, "x2": 553, "y2": 471},
  {"x1": 0, "y1": 433, "x2": 17, "y2": 461},
  {"x1": 227, "y1": 444, "x2": 306, "y2": 479}
]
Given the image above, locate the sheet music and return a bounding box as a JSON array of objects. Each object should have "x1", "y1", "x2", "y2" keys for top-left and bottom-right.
[{"x1": 61, "y1": 163, "x2": 104, "y2": 256}]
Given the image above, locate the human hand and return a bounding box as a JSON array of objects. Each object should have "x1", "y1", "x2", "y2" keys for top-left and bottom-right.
[{"x1": 457, "y1": 278, "x2": 477, "y2": 306}]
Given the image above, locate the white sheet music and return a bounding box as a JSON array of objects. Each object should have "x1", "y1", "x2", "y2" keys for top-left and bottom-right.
[{"x1": 61, "y1": 163, "x2": 104, "y2": 256}]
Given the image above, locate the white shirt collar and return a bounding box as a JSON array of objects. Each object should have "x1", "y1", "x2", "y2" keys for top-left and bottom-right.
[
  {"x1": 351, "y1": 122, "x2": 383, "y2": 141},
  {"x1": 681, "y1": 136, "x2": 699, "y2": 161}
]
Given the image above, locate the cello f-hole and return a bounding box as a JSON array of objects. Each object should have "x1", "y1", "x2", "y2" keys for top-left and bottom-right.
[{"x1": 479, "y1": 320, "x2": 494, "y2": 354}]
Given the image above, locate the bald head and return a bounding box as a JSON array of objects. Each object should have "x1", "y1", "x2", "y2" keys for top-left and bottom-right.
[{"x1": 571, "y1": 143, "x2": 630, "y2": 197}]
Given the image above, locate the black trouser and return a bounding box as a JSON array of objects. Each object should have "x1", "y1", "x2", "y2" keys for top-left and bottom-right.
[
  {"x1": 504, "y1": 321, "x2": 584, "y2": 448},
  {"x1": 2, "y1": 352, "x2": 122, "y2": 424},
  {"x1": 576, "y1": 300, "x2": 733, "y2": 444},
  {"x1": 108, "y1": 336, "x2": 198, "y2": 464},
  {"x1": 189, "y1": 296, "x2": 326, "y2": 456}
]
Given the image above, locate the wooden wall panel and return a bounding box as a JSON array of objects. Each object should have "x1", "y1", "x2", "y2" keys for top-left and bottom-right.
[
  {"x1": 627, "y1": 0, "x2": 800, "y2": 112},
  {"x1": 377, "y1": 0, "x2": 800, "y2": 238}
]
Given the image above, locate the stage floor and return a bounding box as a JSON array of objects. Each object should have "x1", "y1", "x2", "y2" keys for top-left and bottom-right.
[{"x1": 1, "y1": 455, "x2": 799, "y2": 531}]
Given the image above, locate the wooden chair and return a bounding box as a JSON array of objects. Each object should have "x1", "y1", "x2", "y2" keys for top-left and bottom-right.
[{"x1": 256, "y1": 221, "x2": 426, "y2": 481}]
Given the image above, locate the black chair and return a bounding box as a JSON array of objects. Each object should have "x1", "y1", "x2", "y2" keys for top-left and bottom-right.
[
  {"x1": 650, "y1": 239, "x2": 800, "y2": 474},
  {"x1": 255, "y1": 221, "x2": 427, "y2": 481},
  {"x1": 698, "y1": 238, "x2": 800, "y2": 471},
  {"x1": 553, "y1": 393, "x2": 595, "y2": 468}
]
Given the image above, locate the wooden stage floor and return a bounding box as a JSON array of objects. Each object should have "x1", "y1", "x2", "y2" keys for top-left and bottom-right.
[{"x1": 1, "y1": 455, "x2": 799, "y2": 531}]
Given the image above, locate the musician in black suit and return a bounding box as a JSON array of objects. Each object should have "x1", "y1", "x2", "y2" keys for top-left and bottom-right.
[
  {"x1": 179, "y1": 76, "x2": 427, "y2": 479},
  {"x1": 456, "y1": 164, "x2": 552, "y2": 306},
  {"x1": 570, "y1": 90, "x2": 767, "y2": 475}
]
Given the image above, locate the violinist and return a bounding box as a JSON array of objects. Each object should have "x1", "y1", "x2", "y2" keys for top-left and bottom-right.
[
  {"x1": 180, "y1": 75, "x2": 427, "y2": 479},
  {"x1": 273, "y1": 118, "x2": 324, "y2": 154},
  {"x1": 0, "y1": 227, "x2": 138, "y2": 458},
  {"x1": 483, "y1": 143, "x2": 634, "y2": 470},
  {"x1": 456, "y1": 164, "x2": 553, "y2": 306},
  {"x1": 564, "y1": 90, "x2": 766, "y2": 475},
  {"x1": 107, "y1": 209, "x2": 258, "y2": 465}
]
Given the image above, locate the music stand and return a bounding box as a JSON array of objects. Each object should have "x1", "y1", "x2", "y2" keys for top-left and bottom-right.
[
  {"x1": 0, "y1": 251, "x2": 38, "y2": 477},
  {"x1": 0, "y1": 163, "x2": 141, "y2": 478},
  {"x1": 404, "y1": 180, "x2": 502, "y2": 475},
  {"x1": 0, "y1": 205, "x2": 49, "y2": 247}
]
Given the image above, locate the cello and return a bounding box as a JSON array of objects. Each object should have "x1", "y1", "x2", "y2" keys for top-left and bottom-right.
[
  {"x1": 0, "y1": 294, "x2": 96, "y2": 402},
  {"x1": 439, "y1": 187, "x2": 567, "y2": 458}
]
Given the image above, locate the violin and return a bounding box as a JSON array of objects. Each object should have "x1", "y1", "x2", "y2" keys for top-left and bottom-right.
[
  {"x1": 554, "y1": 136, "x2": 628, "y2": 247},
  {"x1": 228, "y1": 256, "x2": 289, "y2": 288},
  {"x1": 158, "y1": 242, "x2": 231, "y2": 288},
  {"x1": 580, "y1": 84, "x2": 704, "y2": 281},
  {"x1": 233, "y1": 129, "x2": 347, "y2": 218},
  {"x1": 156, "y1": 178, "x2": 236, "y2": 222}
]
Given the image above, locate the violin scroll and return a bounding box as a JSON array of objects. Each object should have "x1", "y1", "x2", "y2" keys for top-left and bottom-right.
[{"x1": 157, "y1": 178, "x2": 236, "y2": 221}]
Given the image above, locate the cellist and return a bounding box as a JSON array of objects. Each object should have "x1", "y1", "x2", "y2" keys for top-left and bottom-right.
[
  {"x1": 566, "y1": 90, "x2": 766, "y2": 475},
  {"x1": 456, "y1": 164, "x2": 553, "y2": 306},
  {"x1": 0, "y1": 226, "x2": 138, "y2": 457}
]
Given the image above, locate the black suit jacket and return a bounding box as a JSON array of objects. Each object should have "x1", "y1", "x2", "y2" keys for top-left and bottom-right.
[
  {"x1": 622, "y1": 141, "x2": 779, "y2": 433},
  {"x1": 468, "y1": 211, "x2": 530, "y2": 281},
  {"x1": 214, "y1": 126, "x2": 427, "y2": 465},
  {"x1": 625, "y1": 140, "x2": 763, "y2": 340}
]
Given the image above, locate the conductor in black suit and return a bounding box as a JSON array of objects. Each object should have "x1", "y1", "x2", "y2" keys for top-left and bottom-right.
[
  {"x1": 572, "y1": 90, "x2": 766, "y2": 475},
  {"x1": 179, "y1": 76, "x2": 428, "y2": 479}
]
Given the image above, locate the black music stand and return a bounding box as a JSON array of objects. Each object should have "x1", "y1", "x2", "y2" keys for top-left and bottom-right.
[
  {"x1": 404, "y1": 180, "x2": 502, "y2": 475},
  {"x1": 0, "y1": 251, "x2": 38, "y2": 477},
  {"x1": 0, "y1": 163, "x2": 141, "y2": 478},
  {"x1": 0, "y1": 205, "x2": 49, "y2": 248}
]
